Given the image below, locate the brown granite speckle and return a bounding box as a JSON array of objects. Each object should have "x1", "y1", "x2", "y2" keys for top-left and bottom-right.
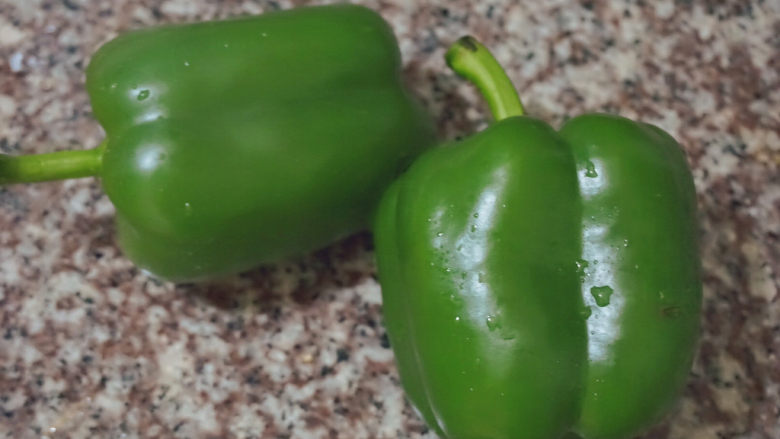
[{"x1": 1, "y1": 0, "x2": 779, "y2": 438}]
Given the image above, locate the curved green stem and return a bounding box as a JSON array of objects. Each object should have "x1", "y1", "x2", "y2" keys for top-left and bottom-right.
[
  {"x1": 445, "y1": 36, "x2": 525, "y2": 121},
  {"x1": 0, "y1": 141, "x2": 105, "y2": 184}
]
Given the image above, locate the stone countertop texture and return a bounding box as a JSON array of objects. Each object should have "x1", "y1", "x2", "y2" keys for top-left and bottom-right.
[{"x1": 0, "y1": 0, "x2": 778, "y2": 438}]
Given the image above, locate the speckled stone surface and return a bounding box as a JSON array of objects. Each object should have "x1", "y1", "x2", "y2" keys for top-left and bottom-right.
[{"x1": 0, "y1": 0, "x2": 778, "y2": 438}]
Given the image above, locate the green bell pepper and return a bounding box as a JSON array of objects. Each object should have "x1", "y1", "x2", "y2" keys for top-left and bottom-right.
[
  {"x1": 374, "y1": 37, "x2": 701, "y2": 439},
  {"x1": 0, "y1": 5, "x2": 434, "y2": 281}
]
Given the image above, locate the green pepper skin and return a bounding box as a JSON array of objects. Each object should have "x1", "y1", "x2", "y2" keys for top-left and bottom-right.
[
  {"x1": 562, "y1": 114, "x2": 701, "y2": 439},
  {"x1": 374, "y1": 38, "x2": 700, "y2": 439},
  {"x1": 375, "y1": 117, "x2": 587, "y2": 439},
  {"x1": 27, "y1": 5, "x2": 431, "y2": 281},
  {"x1": 86, "y1": 4, "x2": 435, "y2": 281}
]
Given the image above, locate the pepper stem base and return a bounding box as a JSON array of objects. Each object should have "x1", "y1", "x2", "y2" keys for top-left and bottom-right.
[
  {"x1": 445, "y1": 36, "x2": 525, "y2": 121},
  {"x1": 0, "y1": 141, "x2": 105, "y2": 185}
]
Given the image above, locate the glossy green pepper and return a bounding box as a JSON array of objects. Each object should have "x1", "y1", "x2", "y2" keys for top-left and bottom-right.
[
  {"x1": 0, "y1": 5, "x2": 434, "y2": 281},
  {"x1": 374, "y1": 37, "x2": 701, "y2": 439}
]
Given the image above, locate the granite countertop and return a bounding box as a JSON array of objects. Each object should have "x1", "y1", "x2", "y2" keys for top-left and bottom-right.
[{"x1": 1, "y1": 0, "x2": 778, "y2": 438}]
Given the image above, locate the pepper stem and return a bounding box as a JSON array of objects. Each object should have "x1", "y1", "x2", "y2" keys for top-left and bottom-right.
[
  {"x1": 445, "y1": 36, "x2": 525, "y2": 121},
  {"x1": 0, "y1": 141, "x2": 105, "y2": 184}
]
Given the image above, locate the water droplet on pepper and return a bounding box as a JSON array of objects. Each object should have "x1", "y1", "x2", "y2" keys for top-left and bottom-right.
[
  {"x1": 585, "y1": 160, "x2": 598, "y2": 177},
  {"x1": 575, "y1": 258, "x2": 590, "y2": 279},
  {"x1": 590, "y1": 285, "x2": 614, "y2": 307},
  {"x1": 580, "y1": 306, "x2": 592, "y2": 319}
]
